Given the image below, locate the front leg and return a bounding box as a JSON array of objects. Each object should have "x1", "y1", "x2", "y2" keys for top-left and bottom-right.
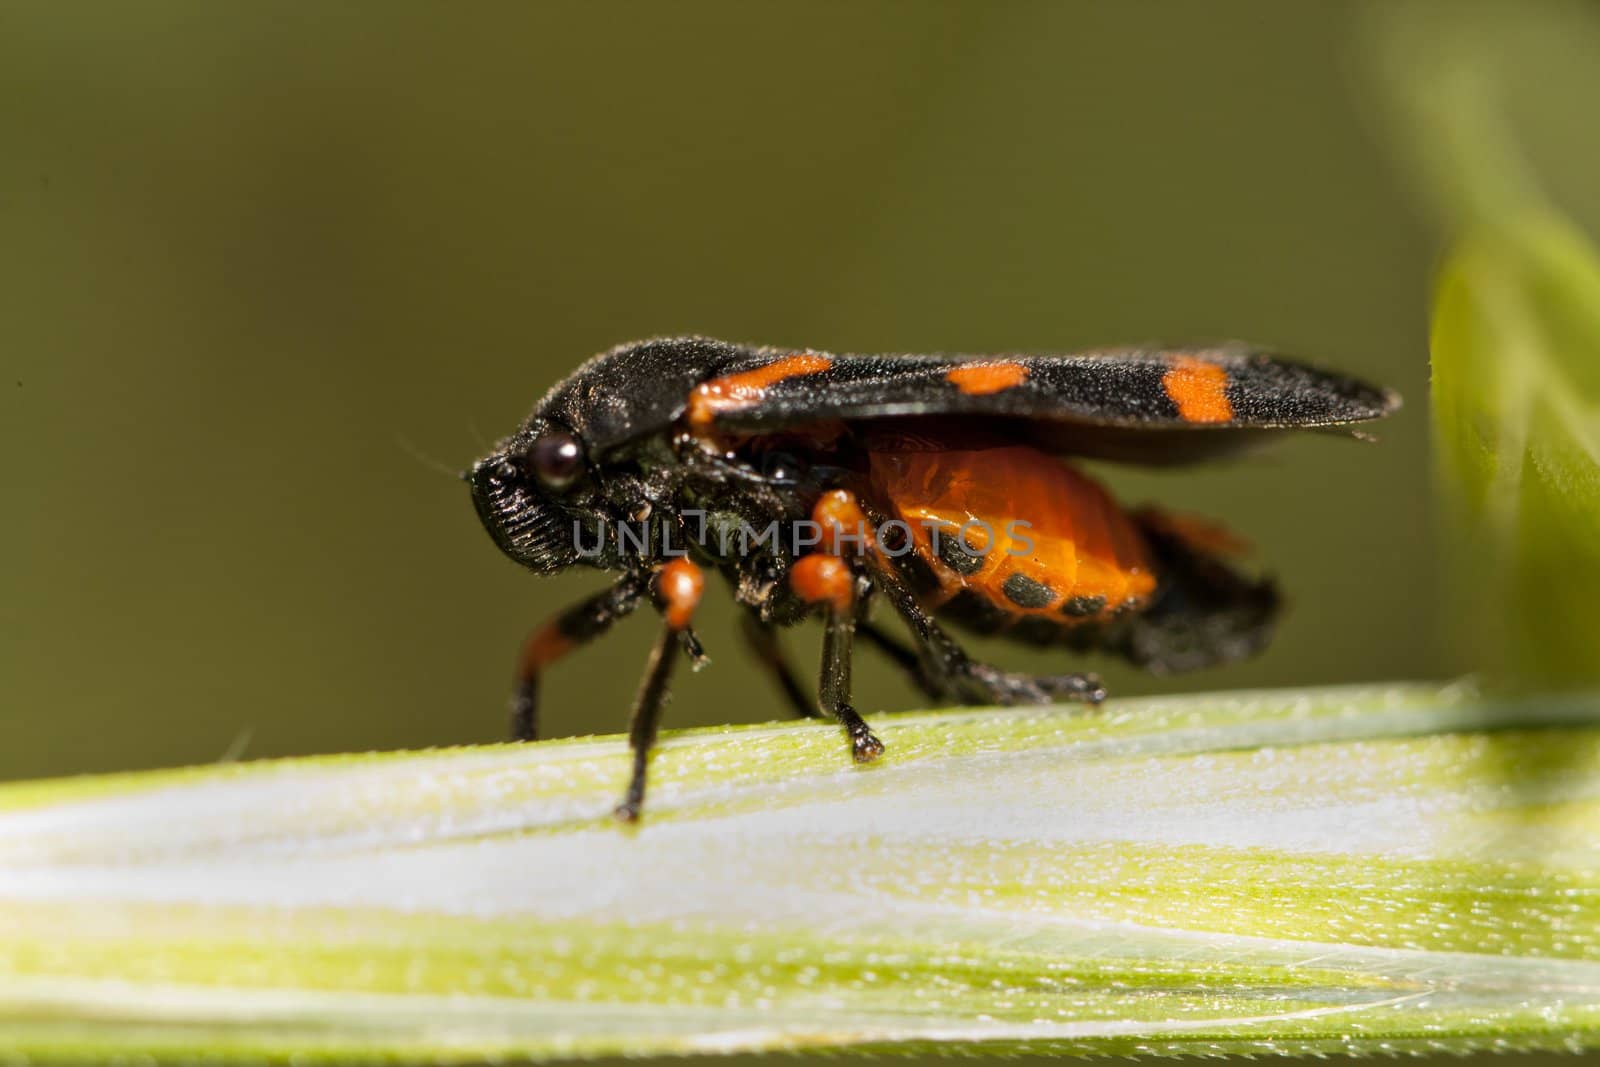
[
  {"x1": 615, "y1": 558, "x2": 706, "y2": 823},
  {"x1": 510, "y1": 573, "x2": 647, "y2": 741}
]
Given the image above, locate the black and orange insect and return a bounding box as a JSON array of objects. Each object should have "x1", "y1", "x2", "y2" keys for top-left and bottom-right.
[{"x1": 469, "y1": 337, "x2": 1399, "y2": 820}]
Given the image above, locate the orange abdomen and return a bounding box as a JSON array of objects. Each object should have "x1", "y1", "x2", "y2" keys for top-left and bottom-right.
[{"x1": 866, "y1": 446, "x2": 1157, "y2": 624}]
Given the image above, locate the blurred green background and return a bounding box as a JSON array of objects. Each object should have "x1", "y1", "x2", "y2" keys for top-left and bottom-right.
[{"x1": 1, "y1": 0, "x2": 1507, "y2": 785}]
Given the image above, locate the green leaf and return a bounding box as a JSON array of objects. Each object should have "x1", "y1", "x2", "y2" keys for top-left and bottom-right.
[
  {"x1": 1371, "y1": 2, "x2": 1600, "y2": 687},
  {"x1": 4, "y1": 683, "x2": 1600, "y2": 1061},
  {"x1": 1433, "y1": 219, "x2": 1600, "y2": 686}
]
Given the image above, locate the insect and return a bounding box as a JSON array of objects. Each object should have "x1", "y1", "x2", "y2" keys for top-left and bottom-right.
[{"x1": 469, "y1": 337, "x2": 1399, "y2": 821}]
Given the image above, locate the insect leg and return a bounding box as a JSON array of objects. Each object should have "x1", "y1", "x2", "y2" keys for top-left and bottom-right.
[
  {"x1": 871, "y1": 563, "x2": 1106, "y2": 707},
  {"x1": 738, "y1": 612, "x2": 820, "y2": 720},
  {"x1": 795, "y1": 488, "x2": 889, "y2": 759},
  {"x1": 822, "y1": 590, "x2": 885, "y2": 763},
  {"x1": 953, "y1": 659, "x2": 1107, "y2": 707},
  {"x1": 844, "y1": 494, "x2": 988, "y2": 700},
  {"x1": 511, "y1": 573, "x2": 647, "y2": 741},
  {"x1": 791, "y1": 553, "x2": 885, "y2": 763},
  {"x1": 615, "y1": 558, "x2": 705, "y2": 823}
]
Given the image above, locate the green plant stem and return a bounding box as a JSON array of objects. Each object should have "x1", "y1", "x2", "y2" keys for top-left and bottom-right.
[{"x1": 2, "y1": 682, "x2": 1599, "y2": 1061}]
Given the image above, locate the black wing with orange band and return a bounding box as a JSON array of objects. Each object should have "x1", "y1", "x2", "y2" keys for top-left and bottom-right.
[{"x1": 685, "y1": 346, "x2": 1400, "y2": 465}]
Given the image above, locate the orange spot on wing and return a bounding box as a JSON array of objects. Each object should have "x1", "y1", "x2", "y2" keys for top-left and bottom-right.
[
  {"x1": 687, "y1": 354, "x2": 832, "y2": 430},
  {"x1": 1162, "y1": 356, "x2": 1234, "y2": 423},
  {"x1": 946, "y1": 362, "x2": 1029, "y2": 396}
]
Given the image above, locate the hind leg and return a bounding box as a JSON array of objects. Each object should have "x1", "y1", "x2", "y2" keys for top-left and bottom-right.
[
  {"x1": 947, "y1": 658, "x2": 1107, "y2": 707},
  {"x1": 869, "y1": 563, "x2": 1107, "y2": 708},
  {"x1": 839, "y1": 492, "x2": 1105, "y2": 709}
]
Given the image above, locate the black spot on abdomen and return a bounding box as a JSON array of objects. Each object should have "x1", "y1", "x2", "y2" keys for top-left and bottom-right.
[
  {"x1": 934, "y1": 526, "x2": 985, "y2": 575},
  {"x1": 1061, "y1": 594, "x2": 1106, "y2": 617},
  {"x1": 1002, "y1": 573, "x2": 1056, "y2": 609}
]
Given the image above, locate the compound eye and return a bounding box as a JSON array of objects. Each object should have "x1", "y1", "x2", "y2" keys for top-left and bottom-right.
[{"x1": 530, "y1": 431, "x2": 585, "y2": 491}]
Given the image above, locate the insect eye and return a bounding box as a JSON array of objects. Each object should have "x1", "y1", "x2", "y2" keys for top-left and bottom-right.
[{"x1": 530, "y1": 431, "x2": 585, "y2": 491}]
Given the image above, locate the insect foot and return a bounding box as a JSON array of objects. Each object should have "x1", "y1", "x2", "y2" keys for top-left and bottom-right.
[{"x1": 848, "y1": 718, "x2": 885, "y2": 763}]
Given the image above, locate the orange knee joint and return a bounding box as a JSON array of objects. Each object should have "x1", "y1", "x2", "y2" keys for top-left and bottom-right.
[
  {"x1": 790, "y1": 553, "x2": 854, "y2": 615},
  {"x1": 812, "y1": 488, "x2": 870, "y2": 557},
  {"x1": 654, "y1": 558, "x2": 704, "y2": 630}
]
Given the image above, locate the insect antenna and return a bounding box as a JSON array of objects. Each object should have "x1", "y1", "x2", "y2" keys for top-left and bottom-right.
[{"x1": 392, "y1": 431, "x2": 468, "y2": 481}]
